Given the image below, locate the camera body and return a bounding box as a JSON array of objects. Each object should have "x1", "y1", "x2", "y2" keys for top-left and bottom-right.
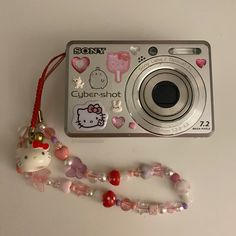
[{"x1": 65, "y1": 41, "x2": 214, "y2": 137}]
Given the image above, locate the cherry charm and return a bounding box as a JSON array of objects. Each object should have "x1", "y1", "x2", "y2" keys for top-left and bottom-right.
[
  {"x1": 108, "y1": 169, "x2": 120, "y2": 186},
  {"x1": 103, "y1": 190, "x2": 117, "y2": 207}
]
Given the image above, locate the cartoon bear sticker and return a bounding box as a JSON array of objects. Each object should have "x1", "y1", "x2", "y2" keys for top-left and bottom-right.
[{"x1": 89, "y1": 67, "x2": 108, "y2": 89}]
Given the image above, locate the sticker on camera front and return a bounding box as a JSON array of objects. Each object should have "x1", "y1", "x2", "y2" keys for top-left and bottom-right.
[
  {"x1": 71, "y1": 56, "x2": 90, "y2": 73},
  {"x1": 89, "y1": 67, "x2": 108, "y2": 89},
  {"x1": 72, "y1": 102, "x2": 108, "y2": 131},
  {"x1": 107, "y1": 51, "x2": 131, "y2": 83}
]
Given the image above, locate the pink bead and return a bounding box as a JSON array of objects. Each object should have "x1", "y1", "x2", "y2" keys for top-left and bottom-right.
[
  {"x1": 170, "y1": 173, "x2": 180, "y2": 183},
  {"x1": 44, "y1": 128, "x2": 56, "y2": 139},
  {"x1": 129, "y1": 122, "x2": 137, "y2": 129},
  {"x1": 59, "y1": 179, "x2": 72, "y2": 193},
  {"x1": 120, "y1": 198, "x2": 133, "y2": 211},
  {"x1": 54, "y1": 146, "x2": 69, "y2": 160},
  {"x1": 70, "y1": 184, "x2": 77, "y2": 192}
]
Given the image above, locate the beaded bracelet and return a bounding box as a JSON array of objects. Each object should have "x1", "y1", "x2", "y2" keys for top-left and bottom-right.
[{"x1": 15, "y1": 53, "x2": 192, "y2": 216}]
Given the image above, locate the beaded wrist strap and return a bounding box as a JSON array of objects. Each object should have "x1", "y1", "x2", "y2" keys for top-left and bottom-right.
[{"x1": 16, "y1": 53, "x2": 192, "y2": 216}]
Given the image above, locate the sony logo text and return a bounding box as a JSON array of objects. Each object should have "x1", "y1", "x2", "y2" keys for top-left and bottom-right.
[{"x1": 73, "y1": 47, "x2": 106, "y2": 55}]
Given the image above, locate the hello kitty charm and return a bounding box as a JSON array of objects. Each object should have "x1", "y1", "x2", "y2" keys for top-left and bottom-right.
[
  {"x1": 16, "y1": 140, "x2": 51, "y2": 173},
  {"x1": 72, "y1": 102, "x2": 108, "y2": 131}
]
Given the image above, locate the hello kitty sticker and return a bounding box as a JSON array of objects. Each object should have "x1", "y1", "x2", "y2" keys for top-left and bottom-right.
[
  {"x1": 72, "y1": 102, "x2": 108, "y2": 131},
  {"x1": 107, "y1": 51, "x2": 130, "y2": 83}
]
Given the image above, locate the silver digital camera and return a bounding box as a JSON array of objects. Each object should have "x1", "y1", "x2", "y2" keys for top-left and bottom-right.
[{"x1": 65, "y1": 41, "x2": 214, "y2": 137}]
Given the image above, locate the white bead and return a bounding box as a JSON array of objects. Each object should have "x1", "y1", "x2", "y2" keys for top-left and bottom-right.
[
  {"x1": 165, "y1": 168, "x2": 174, "y2": 176},
  {"x1": 64, "y1": 158, "x2": 73, "y2": 166},
  {"x1": 46, "y1": 179, "x2": 53, "y2": 185},
  {"x1": 160, "y1": 207, "x2": 167, "y2": 214}
]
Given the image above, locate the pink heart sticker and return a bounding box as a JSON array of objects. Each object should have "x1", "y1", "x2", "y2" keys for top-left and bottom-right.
[
  {"x1": 196, "y1": 59, "x2": 206, "y2": 68},
  {"x1": 112, "y1": 116, "x2": 125, "y2": 129},
  {"x1": 71, "y1": 57, "x2": 90, "y2": 73}
]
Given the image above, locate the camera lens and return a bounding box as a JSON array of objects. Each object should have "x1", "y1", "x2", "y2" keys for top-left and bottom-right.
[
  {"x1": 126, "y1": 55, "x2": 206, "y2": 136},
  {"x1": 152, "y1": 81, "x2": 180, "y2": 108},
  {"x1": 148, "y1": 46, "x2": 158, "y2": 56}
]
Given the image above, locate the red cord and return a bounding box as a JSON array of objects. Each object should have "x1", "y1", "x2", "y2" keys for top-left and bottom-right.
[{"x1": 30, "y1": 52, "x2": 66, "y2": 129}]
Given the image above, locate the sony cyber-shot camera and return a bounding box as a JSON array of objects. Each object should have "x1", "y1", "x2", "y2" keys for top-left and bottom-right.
[{"x1": 65, "y1": 41, "x2": 214, "y2": 137}]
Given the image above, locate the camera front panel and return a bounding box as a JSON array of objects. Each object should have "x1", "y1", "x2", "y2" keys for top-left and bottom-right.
[{"x1": 65, "y1": 41, "x2": 214, "y2": 137}]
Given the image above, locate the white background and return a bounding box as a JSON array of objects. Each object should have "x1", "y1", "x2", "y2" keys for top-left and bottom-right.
[{"x1": 0, "y1": 1, "x2": 235, "y2": 236}]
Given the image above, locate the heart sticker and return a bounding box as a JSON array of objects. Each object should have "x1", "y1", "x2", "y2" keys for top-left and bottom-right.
[
  {"x1": 196, "y1": 59, "x2": 206, "y2": 68},
  {"x1": 112, "y1": 116, "x2": 125, "y2": 129},
  {"x1": 71, "y1": 57, "x2": 90, "y2": 73}
]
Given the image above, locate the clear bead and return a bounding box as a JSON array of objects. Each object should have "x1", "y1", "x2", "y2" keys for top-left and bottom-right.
[
  {"x1": 164, "y1": 167, "x2": 174, "y2": 177},
  {"x1": 37, "y1": 122, "x2": 46, "y2": 131},
  {"x1": 120, "y1": 198, "x2": 133, "y2": 211},
  {"x1": 134, "y1": 202, "x2": 150, "y2": 214},
  {"x1": 175, "y1": 179, "x2": 190, "y2": 195},
  {"x1": 148, "y1": 204, "x2": 159, "y2": 215},
  {"x1": 97, "y1": 172, "x2": 107, "y2": 182},
  {"x1": 120, "y1": 171, "x2": 130, "y2": 181},
  {"x1": 85, "y1": 189, "x2": 95, "y2": 197},
  {"x1": 180, "y1": 192, "x2": 193, "y2": 204},
  {"x1": 91, "y1": 189, "x2": 102, "y2": 202}
]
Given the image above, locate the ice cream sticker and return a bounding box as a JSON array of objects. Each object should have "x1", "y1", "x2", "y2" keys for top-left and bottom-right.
[{"x1": 107, "y1": 51, "x2": 130, "y2": 83}]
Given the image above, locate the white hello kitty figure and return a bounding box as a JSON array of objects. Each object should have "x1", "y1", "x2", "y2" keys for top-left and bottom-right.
[
  {"x1": 73, "y1": 103, "x2": 107, "y2": 131},
  {"x1": 16, "y1": 141, "x2": 51, "y2": 173}
]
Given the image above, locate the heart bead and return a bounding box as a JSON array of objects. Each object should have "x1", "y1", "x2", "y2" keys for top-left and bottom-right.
[
  {"x1": 108, "y1": 169, "x2": 120, "y2": 186},
  {"x1": 103, "y1": 190, "x2": 117, "y2": 208},
  {"x1": 54, "y1": 146, "x2": 69, "y2": 161}
]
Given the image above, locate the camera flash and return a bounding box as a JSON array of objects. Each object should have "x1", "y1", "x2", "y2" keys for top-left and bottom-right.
[{"x1": 169, "y1": 48, "x2": 201, "y2": 55}]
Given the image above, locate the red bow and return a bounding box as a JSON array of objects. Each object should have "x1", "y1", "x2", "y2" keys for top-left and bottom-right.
[
  {"x1": 32, "y1": 140, "x2": 49, "y2": 150},
  {"x1": 87, "y1": 104, "x2": 102, "y2": 114}
]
